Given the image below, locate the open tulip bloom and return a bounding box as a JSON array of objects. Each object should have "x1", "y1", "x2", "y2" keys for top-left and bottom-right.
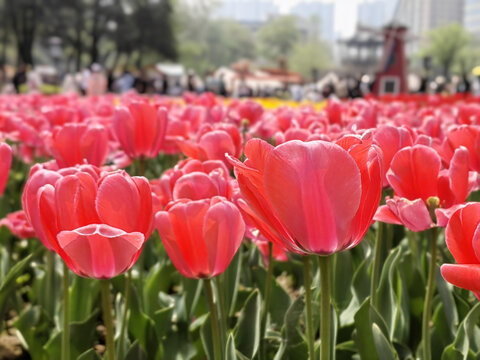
[{"x1": 228, "y1": 135, "x2": 382, "y2": 359}]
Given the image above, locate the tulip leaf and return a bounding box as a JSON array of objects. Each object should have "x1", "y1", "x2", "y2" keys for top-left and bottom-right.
[
  {"x1": 182, "y1": 276, "x2": 202, "y2": 320},
  {"x1": 152, "y1": 305, "x2": 174, "y2": 340},
  {"x1": 222, "y1": 249, "x2": 242, "y2": 316},
  {"x1": 354, "y1": 297, "x2": 395, "y2": 360},
  {"x1": 234, "y1": 289, "x2": 261, "y2": 359},
  {"x1": 372, "y1": 323, "x2": 399, "y2": 360},
  {"x1": 128, "y1": 286, "x2": 159, "y2": 357},
  {"x1": 332, "y1": 251, "x2": 354, "y2": 312},
  {"x1": 435, "y1": 268, "x2": 459, "y2": 338},
  {"x1": 143, "y1": 263, "x2": 176, "y2": 316},
  {"x1": 200, "y1": 313, "x2": 214, "y2": 360},
  {"x1": 70, "y1": 276, "x2": 99, "y2": 323},
  {"x1": 226, "y1": 333, "x2": 237, "y2": 360},
  {"x1": 76, "y1": 348, "x2": 101, "y2": 360},
  {"x1": 125, "y1": 340, "x2": 148, "y2": 360},
  {"x1": 441, "y1": 302, "x2": 480, "y2": 360},
  {"x1": 14, "y1": 305, "x2": 50, "y2": 360},
  {"x1": 0, "y1": 253, "x2": 33, "y2": 319}
]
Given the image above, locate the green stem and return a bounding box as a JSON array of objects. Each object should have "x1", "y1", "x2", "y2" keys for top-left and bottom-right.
[
  {"x1": 204, "y1": 278, "x2": 221, "y2": 360},
  {"x1": 117, "y1": 269, "x2": 132, "y2": 360},
  {"x1": 215, "y1": 276, "x2": 227, "y2": 349},
  {"x1": 101, "y1": 280, "x2": 115, "y2": 360},
  {"x1": 370, "y1": 222, "x2": 384, "y2": 307},
  {"x1": 261, "y1": 242, "x2": 274, "y2": 360},
  {"x1": 138, "y1": 157, "x2": 146, "y2": 177},
  {"x1": 320, "y1": 255, "x2": 331, "y2": 360},
  {"x1": 62, "y1": 263, "x2": 70, "y2": 360},
  {"x1": 303, "y1": 256, "x2": 315, "y2": 360},
  {"x1": 422, "y1": 227, "x2": 438, "y2": 360},
  {"x1": 46, "y1": 251, "x2": 54, "y2": 317}
]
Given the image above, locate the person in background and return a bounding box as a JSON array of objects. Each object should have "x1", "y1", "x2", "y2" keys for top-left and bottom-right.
[
  {"x1": 12, "y1": 64, "x2": 28, "y2": 94},
  {"x1": 86, "y1": 63, "x2": 107, "y2": 96}
]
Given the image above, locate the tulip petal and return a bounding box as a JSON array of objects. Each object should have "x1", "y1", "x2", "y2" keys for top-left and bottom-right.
[
  {"x1": 264, "y1": 140, "x2": 362, "y2": 254},
  {"x1": 441, "y1": 264, "x2": 480, "y2": 296},
  {"x1": 445, "y1": 202, "x2": 480, "y2": 264},
  {"x1": 387, "y1": 145, "x2": 441, "y2": 201},
  {"x1": 203, "y1": 199, "x2": 245, "y2": 276},
  {"x1": 58, "y1": 224, "x2": 144, "y2": 279}
]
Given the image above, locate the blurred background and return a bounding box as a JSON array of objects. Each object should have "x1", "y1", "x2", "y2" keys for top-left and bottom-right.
[{"x1": 0, "y1": 0, "x2": 477, "y2": 98}]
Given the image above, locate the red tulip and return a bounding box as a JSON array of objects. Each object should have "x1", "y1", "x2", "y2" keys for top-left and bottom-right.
[
  {"x1": 0, "y1": 143, "x2": 12, "y2": 196},
  {"x1": 23, "y1": 165, "x2": 153, "y2": 278},
  {"x1": 375, "y1": 145, "x2": 476, "y2": 231},
  {"x1": 177, "y1": 123, "x2": 242, "y2": 168},
  {"x1": 114, "y1": 102, "x2": 168, "y2": 159},
  {"x1": 58, "y1": 224, "x2": 144, "y2": 279},
  {"x1": 441, "y1": 203, "x2": 480, "y2": 299},
  {"x1": 155, "y1": 197, "x2": 245, "y2": 278},
  {"x1": 0, "y1": 210, "x2": 36, "y2": 239},
  {"x1": 150, "y1": 159, "x2": 234, "y2": 212},
  {"x1": 228, "y1": 136, "x2": 382, "y2": 255},
  {"x1": 46, "y1": 122, "x2": 109, "y2": 167},
  {"x1": 373, "y1": 124, "x2": 413, "y2": 187}
]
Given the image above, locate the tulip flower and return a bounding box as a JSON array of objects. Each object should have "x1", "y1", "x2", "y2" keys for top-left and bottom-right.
[
  {"x1": 0, "y1": 142, "x2": 12, "y2": 196},
  {"x1": 46, "y1": 122, "x2": 109, "y2": 167},
  {"x1": 228, "y1": 135, "x2": 382, "y2": 360},
  {"x1": 228, "y1": 135, "x2": 382, "y2": 255},
  {"x1": 150, "y1": 158, "x2": 234, "y2": 212},
  {"x1": 113, "y1": 101, "x2": 168, "y2": 159},
  {"x1": 155, "y1": 196, "x2": 245, "y2": 279},
  {"x1": 441, "y1": 203, "x2": 480, "y2": 299},
  {"x1": 178, "y1": 123, "x2": 242, "y2": 168},
  {"x1": 374, "y1": 145, "x2": 476, "y2": 231},
  {"x1": 23, "y1": 165, "x2": 153, "y2": 278},
  {"x1": 0, "y1": 210, "x2": 36, "y2": 239}
]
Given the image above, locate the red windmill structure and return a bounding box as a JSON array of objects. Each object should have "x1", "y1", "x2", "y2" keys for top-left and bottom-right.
[{"x1": 357, "y1": 22, "x2": 410, "y2": 96}]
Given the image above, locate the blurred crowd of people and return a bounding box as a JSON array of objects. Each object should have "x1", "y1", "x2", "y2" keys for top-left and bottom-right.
[{"x1": 0, "y1": 62, "x2": 479, "y2": 101}]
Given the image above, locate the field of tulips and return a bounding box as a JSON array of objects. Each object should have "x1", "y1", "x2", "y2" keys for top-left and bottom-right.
[{"x1": 1, "y1": 91, "x2": 480, "y2": 360}]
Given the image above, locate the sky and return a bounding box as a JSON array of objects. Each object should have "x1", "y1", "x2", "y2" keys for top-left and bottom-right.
[{"x1": 274, "y1": 0, "x2": 363, "y2": 37}]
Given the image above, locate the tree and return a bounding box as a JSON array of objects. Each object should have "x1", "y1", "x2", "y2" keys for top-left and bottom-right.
[
  {"x1": 288, "y1": 41, "x2": 332, "y2": 80},
  {"x1": 257, "y1": 15, "x2": 301, "y2": 63},
  {"x1": 422, "y1": 24, "x2": 471, "y2": 78},
  {"x1": 5, "y1": 0, "x2": 40, "y2": 65}
]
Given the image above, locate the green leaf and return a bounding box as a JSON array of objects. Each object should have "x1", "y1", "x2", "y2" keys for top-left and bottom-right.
[
  {"x1": 354, "y1": 299, "x2": 379, "y2": 360},
  {"x1": 372, "y1": 323, "x2": 399, "y2": 360},
  {"x1": 226, "y1": 333, "x2": 237, "y2": 360},
  {"x1": 70, "y1": 276, "x2": 99, "y2": 323},
  {"x1": 200, "y1": 313, "x2": 214, "y2": 360},
  {"x1": 436, "y1": 268, "x2": 459, "y2": 338},
  {"x1": 332, "y1": 251, "x2": 354, "y2": 311},
  {"x1": 125, "y1": 341, "x2": 148, "y2": 360},
  {"x1": 128, "y1": 286, "x2": 159, "y2": 357},
  {"x1": 234, "y1": 289, "x2": 261, "y2": 359},
  {"x1": 442, "y1": 302, "x2": 480, "y2": 360},
  {"x1": 14, "y1": 306, "x2": 50, "y2": 360},
  {"x1": 152, "y1": 305, "x2": 174, "y2": 340},
  {"x1": 0, "y1": 253, "x2": 33, "y2": 318},
  {"x1": 222, "y1": 249, "x2": 242, "y2": 316},
  {"x1": 44, "y1": 309, "x2": 100, "y2": 360},
  {"x1": 76, "y1": 348, "x2": 101, "y2": 360}
]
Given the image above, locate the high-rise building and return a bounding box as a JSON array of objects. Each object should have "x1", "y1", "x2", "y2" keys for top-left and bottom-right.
[
  {"x1": 358, "y1": 1, "x2": 388, "y2": 28},
  {"x1": 395, "y1": 0, "x2": 464, "y2": 37},
  {"x1": 464, "y1": 0, "x2": 480, "y2": 38},
  {"x1": 214, "y1": 0, "x2": 278, "y2": 23},
  {"x1": 289, "y1": 1, "x2": 335, "y2": 43}
]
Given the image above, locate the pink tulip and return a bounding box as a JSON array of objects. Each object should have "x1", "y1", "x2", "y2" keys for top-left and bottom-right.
[
  {"x1": 155, "y1": 197, "x2": 245, "y2": 278},
  {"x1": 113, "y1": 102, "x2": 168, "y2": 159},
  {"x1": 228, "y1": 136, "x2": 382, "y2": 255},
  {"x1": 0, "y1": 143, "x2": 12, "y2": 196},
  {"x1": 23, "y1": 165, "x2": 153, "y2": 278},
  {"x1": 46, "y1": 122, "x2": 109, "y2": 167},
  {"x1": 375, "y1": 145, "x2": 476, "y2": 231},
  {"x1": 441, "y1": 203, "x2": 480, "y2": 299}
]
